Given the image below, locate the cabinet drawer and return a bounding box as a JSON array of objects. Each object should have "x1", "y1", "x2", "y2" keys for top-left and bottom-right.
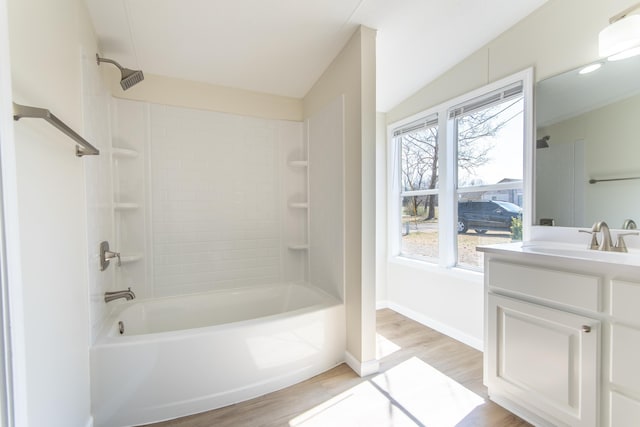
[
  {"x1": 611, "y1": 392, "x2": 640, "y2": 427},
  {"x1": 611, "y1": 280, "x2": 640, "y2": 325},
  {"x1": 488, "y1": 261, "x2": 601, "y2": 312},
  {"x1": 611, "y1": 324, "x2": 640, "y2": 393}
]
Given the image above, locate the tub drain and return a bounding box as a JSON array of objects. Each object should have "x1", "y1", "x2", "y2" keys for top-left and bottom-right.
[{"x1": 118, "y1": 321, "x2": 125, "y2": 335}]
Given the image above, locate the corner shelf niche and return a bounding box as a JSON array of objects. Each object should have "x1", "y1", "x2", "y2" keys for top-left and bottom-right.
[
  {"x1": 289, "y1": 201, "x2": 308, "y2": 209},
  {"x1": 288, "y1": 160, "x2": 308, "y2": 168},
  {"x1": 112, "y1": 147, "x2": 139, "y2": 159},
  {"x1": 285, "y1": 155, "x2": 309, "y2": 262},
  {"x1": 114, "y1": 202, "x2": 140, "y2": 211},
  {"x1": 288, "y1": 244, "x2": 309, "y2": 251}
]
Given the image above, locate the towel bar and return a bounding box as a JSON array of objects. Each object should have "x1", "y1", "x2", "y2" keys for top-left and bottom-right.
[{"x1": 12, "y1": 102, "x2": 100, "y2": 157}]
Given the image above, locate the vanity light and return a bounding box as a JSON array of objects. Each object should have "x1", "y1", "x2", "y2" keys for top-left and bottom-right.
[
  {"x1": 578, "y1": 63, "x2": 602, "y2": 74},
  {"x1": 599, "y1": 3, "x2": 640, "y2": 61}
]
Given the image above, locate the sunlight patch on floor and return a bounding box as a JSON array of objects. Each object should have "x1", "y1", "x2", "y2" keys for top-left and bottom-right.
[
  {"x1": 288, "y1": 381, "x2": 419, "y2": 427},
  {"x1": 289, "y1": 357, "x2": 484, "y2": 427},
  {"x1": 372, "y1": 357, "x2": 484, "y2": 426},
  {"x1": 376, "y1": 332, "x2": 401, "y2": 359}
]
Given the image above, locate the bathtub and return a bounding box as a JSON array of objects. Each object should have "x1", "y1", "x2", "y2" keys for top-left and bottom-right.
[{"x1": 91, "y1": 282, "x2": 345, "y2": 427}]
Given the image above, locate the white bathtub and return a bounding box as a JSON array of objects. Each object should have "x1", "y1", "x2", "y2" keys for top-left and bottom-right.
[{"x1": 91, "y1": 283, "x2": 345, "y2": 427}]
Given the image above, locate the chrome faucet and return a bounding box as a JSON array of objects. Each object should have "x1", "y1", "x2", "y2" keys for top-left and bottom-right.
[
  {"x1": 104, "y1": 287, "x2": 135, "y2": 303},
  {"x1": 592, "y1": 221, "x2": 613, "y2": 251},
  {"x1": 587, "y1": 221, "x2": 639, "y2": 252}
]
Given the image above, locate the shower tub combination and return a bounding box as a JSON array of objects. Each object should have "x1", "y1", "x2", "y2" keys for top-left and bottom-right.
[{"x1": 91, "y1": 282, "x2": 345, "y2": 427}]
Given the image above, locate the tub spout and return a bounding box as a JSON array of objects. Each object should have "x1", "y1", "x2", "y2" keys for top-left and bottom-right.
[{"x1": 105, "y1": 287, "x2": 135, "y2": 303}]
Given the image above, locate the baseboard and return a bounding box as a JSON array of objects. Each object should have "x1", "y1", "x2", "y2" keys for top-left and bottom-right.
[
  {"x1": 344, "y1": 351, "x2": 380, "y2": 377},
  {"x1": 85, "y1": 416, "x2": 94, "y2": 427},
  {"x1": 489, "y1": 393, "x2": 557, "y2": 427},
  {"x1": 386, "y1": 302, "x2": 483, "y2": 351},
  {"x1": 375, "y1": 300, "x2": 389, "y2": 310}
]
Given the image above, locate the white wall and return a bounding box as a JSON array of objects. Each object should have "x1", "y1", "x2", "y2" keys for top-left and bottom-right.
[
  {"x1": 303, "y1": 26, "x2": 377, "y2": 371},
  {"x1": 108, "y1": 71, "x2": 303, "y2": 122},
  {"x1": 6, "y1": 0, "x2": 100, "y2": 424},
  {"x1": 382, "y1": 0, "x2": 633, "y2": 348},
  {"x1": 308, "y1": 95, "x2": 344, "y2": 301},
  {"x1": 375, "y1": 112, "x2": 388, "y2": 306}
]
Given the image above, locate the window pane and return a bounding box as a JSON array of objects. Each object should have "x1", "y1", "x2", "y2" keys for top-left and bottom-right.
[
  {"x1": 457, "y1": 97, "x2": 523, "y2": 187},
  {"x1": 457, "y1": 191, "x2": 522, "y2": 269},
  {"x1": 400, "y1": 126, "x2": 438, "y2": 192},
  {"x1": 398, "y1": 123, "x2": 439, "y2": 261},
  {"x1": 401, "y1": 195, "x2": 439, "y2": 260},
  {"x1": 456, "y1": 94, "x2": 524, "y2": 270}
]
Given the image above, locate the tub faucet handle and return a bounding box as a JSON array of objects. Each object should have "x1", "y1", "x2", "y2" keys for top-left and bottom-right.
[
  {"x1": 100, "y1": 241, "x2": 121, "y2": 271},
  {"x1": 105, "y1": 250, "x2": 121, "y2": 266}
]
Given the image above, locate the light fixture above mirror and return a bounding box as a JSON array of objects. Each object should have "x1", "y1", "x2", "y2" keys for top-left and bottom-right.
[{"x1": 599, "y1": 2, "x2": 640, "y2": 61}]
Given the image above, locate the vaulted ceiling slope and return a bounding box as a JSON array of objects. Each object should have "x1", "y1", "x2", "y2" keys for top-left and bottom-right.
[{"x1": 85, "y1": 0, "x2": 548, "y2": 112}]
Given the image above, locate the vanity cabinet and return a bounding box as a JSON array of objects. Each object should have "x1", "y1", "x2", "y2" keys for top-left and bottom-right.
[
  {"x1": 485, "y1": 260, "x2": 600, "y2": 426},
  {"x1": 480, "y1": 245, "x2": 640, "y2": 427}
]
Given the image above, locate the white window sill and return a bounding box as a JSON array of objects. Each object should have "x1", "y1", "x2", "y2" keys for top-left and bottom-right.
[{"x1": 389, "y1": 255, "x2": 484, "y2": 283}]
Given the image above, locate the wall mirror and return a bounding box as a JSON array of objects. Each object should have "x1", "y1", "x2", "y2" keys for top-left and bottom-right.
[{"x1": 534, "y1": 54, "x2": 640, "y2": 229}]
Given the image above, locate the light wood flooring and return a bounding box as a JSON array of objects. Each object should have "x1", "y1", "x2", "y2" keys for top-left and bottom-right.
[{"x1": 146, "y1": 309, "x2": 530, "y2": 427}]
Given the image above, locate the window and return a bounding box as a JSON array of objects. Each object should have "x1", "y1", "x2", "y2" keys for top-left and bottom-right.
[
  {"x1": 452, "y1": 83, "x2": 525, "y2": 269},
  {"x1": 390, "y1": 70, "x2": 532, "y2": 270},
  {"x1": 397, "y1": 115, "x2": 439, "y2": 260}
]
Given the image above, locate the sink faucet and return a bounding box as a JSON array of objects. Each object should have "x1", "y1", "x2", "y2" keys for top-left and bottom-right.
[
  {"x1": 592, "y1": 221, "x2": 612, "y2": 251},
  {"x1": 104, "y1": 287, "x2": 135, "y2": 303}
]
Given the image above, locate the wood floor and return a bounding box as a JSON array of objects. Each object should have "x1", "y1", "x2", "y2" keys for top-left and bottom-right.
[{"x1": 146, "y1": 309, "x2": 530, "y2": 427}]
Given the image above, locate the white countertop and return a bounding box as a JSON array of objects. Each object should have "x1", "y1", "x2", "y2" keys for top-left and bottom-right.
[{"x1": 478, "y1": 241, "x2": 640, "y2": 267}]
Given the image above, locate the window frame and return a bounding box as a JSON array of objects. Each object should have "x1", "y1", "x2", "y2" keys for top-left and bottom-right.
[{"x1": 388, "y1": 68, "x2": 534, "y2": 270}]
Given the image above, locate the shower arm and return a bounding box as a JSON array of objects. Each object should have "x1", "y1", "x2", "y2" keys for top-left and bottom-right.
[{"x1": 96, "y1": 54, "x2": 125, "y2": 71}]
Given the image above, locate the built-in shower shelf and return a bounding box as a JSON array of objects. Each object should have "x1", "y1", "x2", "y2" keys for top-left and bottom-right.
[
  {"x1": 120, "y1": 253, "x2": 144, "y2": 263},
  {"x1": 112, "y1": 147, "x2": 139, "y2": 158},
  {"x1": 114, "y1": 202, "x2": 140, "y2": 211},
  {"x1": 289, "y1": 202, "x2": 308, "y2": 209},
  {"x1": 288, "y1": 244, "x2": 309, "y2": 250},
  {"x1": 288, "y1": 160, "x2": 308, "y2": 168}
]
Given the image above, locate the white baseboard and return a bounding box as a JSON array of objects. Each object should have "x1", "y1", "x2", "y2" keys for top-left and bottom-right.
[
  {"x1": 386, "y1": 302, "x2": 483, "y2": 351},
  {"x1": 375, "y1": 300, "x2": 389, "y2": 310},
  {"x1": 344, "y1": 351, "x2": 380, "y2": 377}
]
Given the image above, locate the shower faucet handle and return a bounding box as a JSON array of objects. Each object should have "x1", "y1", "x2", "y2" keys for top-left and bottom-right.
[
  {"x1": 99, "y1": 241, "x2": 121, "y2": 270},
  {"x1": 105, "y1": 250, "x2": 121, "y2": 266}
]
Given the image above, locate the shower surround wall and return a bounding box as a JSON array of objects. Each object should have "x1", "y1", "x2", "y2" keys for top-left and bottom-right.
[{"x1": 111, "y1": 99, "x2": 307, "y2": 298}]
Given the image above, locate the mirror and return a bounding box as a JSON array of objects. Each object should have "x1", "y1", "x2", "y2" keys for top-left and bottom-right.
[{"x1": 535, "y1": 55, "x2": 640, "y2": 229}]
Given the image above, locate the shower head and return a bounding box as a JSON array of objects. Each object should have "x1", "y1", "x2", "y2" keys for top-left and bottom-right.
[
  {"x1": 96, "y1": 54, "x2": 144, "y2": 90},
  {"x1": 536, "y1": 135, "x2": 550, "y2": 149}
]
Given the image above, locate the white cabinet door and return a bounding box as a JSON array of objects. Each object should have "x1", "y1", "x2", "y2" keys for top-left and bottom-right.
[{"x1": 487, "y1": 294, "x2": 599, "y2": 427}]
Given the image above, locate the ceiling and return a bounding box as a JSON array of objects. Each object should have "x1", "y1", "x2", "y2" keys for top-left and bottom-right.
[{"x1": 85, "y1": 0, "x2": 548, "y2": 112}]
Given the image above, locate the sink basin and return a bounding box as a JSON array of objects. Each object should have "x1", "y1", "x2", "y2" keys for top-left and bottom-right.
[{"x1": 520, "y1": 242, "x2": 640, "y2": 265}]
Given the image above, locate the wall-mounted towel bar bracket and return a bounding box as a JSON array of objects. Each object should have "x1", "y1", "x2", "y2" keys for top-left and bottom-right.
[{"x1": 12, "y1": 102, "x2": 100, "y2": 157}]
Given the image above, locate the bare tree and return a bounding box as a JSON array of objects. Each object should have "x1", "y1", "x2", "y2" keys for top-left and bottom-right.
[
  {"x1": 401, "y1": 127, "x2": 437, "y2": 226},
  {"x1": 400, "y1": 97, "x2": 522, "y2": 224}
]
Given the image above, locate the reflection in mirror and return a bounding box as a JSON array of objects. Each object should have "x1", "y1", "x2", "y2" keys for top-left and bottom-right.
[{"x1": 535, "y1": 55, "x2": 640, "y2": 228}]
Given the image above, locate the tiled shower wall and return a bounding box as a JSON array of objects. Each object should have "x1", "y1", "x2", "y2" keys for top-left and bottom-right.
[
  {"x1": 113, "y1": 100, "x2": 306, "y2": 298},
  {"x1": 82, "y1": 51, "x2": 114, "y2": 342}
]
